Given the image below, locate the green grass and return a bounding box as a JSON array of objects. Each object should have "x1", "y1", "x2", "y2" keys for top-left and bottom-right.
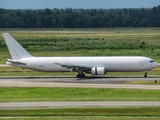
[
  {"x1": 0, "y1": 29, "x2": 160, "y2": 56},
  {"x1": 0, "y1": 108, "x2": 160, "y2": 120},
  {"x1": 0, "y1": 28, "x2": 160, "y2": 56},
  {"x1": 0, "y1": 117, "x2": 159, "y2": 120},
  {"x1": 0, "y1": 108, "x2": 159, "y2": 117},
  {"x1": 0, "y1": 87, "x2": 160, "y2": 102}
]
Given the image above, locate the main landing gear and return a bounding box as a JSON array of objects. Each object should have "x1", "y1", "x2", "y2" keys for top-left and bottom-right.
[
  {"x1": 76, "y1": 74, "x2": 85, "y2": 78},
  {"x1": 144, "y1": 71, "x2": 148, "y2": 78},
  {"x1": 76, "y1": 71, "x2": 85, "y2": 78}
]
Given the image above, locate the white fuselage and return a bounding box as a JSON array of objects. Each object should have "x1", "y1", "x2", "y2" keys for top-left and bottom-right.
[{"x1": 7, "y1": 56, "x2": 158, "y2": 72}]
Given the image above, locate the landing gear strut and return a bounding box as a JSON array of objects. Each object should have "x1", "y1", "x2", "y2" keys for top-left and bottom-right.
[
  {"x1": 144, "y1": 72, "x2": 148, "y2": 78},
  {"x1": 76, "y1": 71, "x2": 85, "y2": 78}
]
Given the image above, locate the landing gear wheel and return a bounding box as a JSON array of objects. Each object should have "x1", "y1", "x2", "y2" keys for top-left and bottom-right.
[
  {"x1": 144, "y1": 74, "x2": 147, "y2": 78},
  {"x1": 82, "y1": 74, "x2": 85, "y2": 78},
  {"x1": 76, "y1": 74, "x2": 80, "y2": 78},
  {"x1": 144, "y1": 72, "x2": 148, "y2": 78},
  {"x1": 76, "y1": 74, "x2": 85, "y2": 78}
]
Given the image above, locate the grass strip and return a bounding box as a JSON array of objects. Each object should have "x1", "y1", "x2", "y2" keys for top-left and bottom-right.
[
  {"x1": 0, "y1": 108, "x2": 160, "y2": 117},
  {"x1": 0, "y1": 117, "x2": 160, "y2": 120},
  {"x1": 0, "y1": 117, "x2": 159, "y2": 120},
  {"x1": 0, "y1": 87, "x2": 160, "y2": 102}
]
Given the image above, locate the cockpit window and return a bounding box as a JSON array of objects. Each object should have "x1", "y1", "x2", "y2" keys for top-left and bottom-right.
[{"x1": 150, "y1": 60, "x2": 155, "y2": 63}]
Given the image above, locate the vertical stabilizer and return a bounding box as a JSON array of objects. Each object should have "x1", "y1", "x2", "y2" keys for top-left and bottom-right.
[{"x1": 2, "y1": 33, "x2": 33, "y2": 60}]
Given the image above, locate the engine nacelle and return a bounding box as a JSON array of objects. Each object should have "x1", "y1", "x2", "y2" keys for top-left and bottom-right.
[{"x1": 91, "y1": 67, "x2": 106, "y2": 75}]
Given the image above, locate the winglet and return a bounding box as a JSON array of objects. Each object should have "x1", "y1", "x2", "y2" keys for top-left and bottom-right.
[{"x1": 2, "y1": 33, "x2": 33, "y2": 60}]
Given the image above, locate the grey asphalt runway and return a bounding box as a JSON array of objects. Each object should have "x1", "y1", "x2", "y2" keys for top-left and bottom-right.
[
  {"x1": 0, "y1": 76, "x2": 160, "y2": 109},
  {"x1": 0, "y1": 76, "x2": 160, "y2": 89}
]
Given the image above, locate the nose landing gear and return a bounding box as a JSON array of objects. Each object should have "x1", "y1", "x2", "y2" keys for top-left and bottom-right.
[{"x1": 144, "y1": 71, "x2": 148, "y2": 78}]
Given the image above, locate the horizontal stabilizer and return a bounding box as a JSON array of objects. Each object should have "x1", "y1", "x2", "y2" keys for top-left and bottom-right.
[{"x1": 7, "y1": 59, "x2": 26, "y2": 65}]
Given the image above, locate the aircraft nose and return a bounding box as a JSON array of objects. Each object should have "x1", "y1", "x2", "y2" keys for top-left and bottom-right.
[{"x1": 155, "y1": 62, "x2": 159, "y2": 67}]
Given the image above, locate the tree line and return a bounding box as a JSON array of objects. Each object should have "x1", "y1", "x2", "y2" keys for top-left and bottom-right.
[{"x1": 0, "y1": 5, "x2": 160, "y2": 28}]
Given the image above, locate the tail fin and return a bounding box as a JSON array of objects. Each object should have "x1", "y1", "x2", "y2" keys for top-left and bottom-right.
[{"x1": 2, "y1": 33, "x2": 33, "y2": 60}]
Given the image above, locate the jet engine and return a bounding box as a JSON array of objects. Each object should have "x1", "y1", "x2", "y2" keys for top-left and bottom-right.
[{"x1": 91, "y1": 67, "x2": 106, "y2": 75}]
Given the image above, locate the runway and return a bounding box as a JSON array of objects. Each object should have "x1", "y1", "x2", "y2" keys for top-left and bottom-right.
[
  {"x1": 0, "y1": 101, "x2": 160, "y2": 109},
  {"x1": 0, "y1": 76, "x2": 160, "y2": 89}
]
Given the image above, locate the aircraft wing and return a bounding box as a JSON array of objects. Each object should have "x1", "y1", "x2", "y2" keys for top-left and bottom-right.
[{"x1": 54, "y1": 63, "x2": 92, "y2": 72}]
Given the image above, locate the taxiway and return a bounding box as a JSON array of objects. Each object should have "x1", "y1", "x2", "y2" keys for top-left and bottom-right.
[{"x1": 0, "y1": 101, "x2": 160, "y2": 109}]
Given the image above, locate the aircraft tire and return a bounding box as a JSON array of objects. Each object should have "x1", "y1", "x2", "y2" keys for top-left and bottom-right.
[
  {"x1": 144, "y1": 74, "x2": 147, "y2": 77},
  {"x1": 76, "y1": 74, "x2": 85, "y2": 78}
]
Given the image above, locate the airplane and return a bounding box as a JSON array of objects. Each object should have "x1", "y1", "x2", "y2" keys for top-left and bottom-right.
[{"x1": 2, "y1": 33, "x2": 159, "y2": 78}]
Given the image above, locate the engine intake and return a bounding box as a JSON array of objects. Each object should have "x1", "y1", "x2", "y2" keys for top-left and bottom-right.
[{"x1": 91, "y1": 67, "x2": 106, "y2": 75}]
